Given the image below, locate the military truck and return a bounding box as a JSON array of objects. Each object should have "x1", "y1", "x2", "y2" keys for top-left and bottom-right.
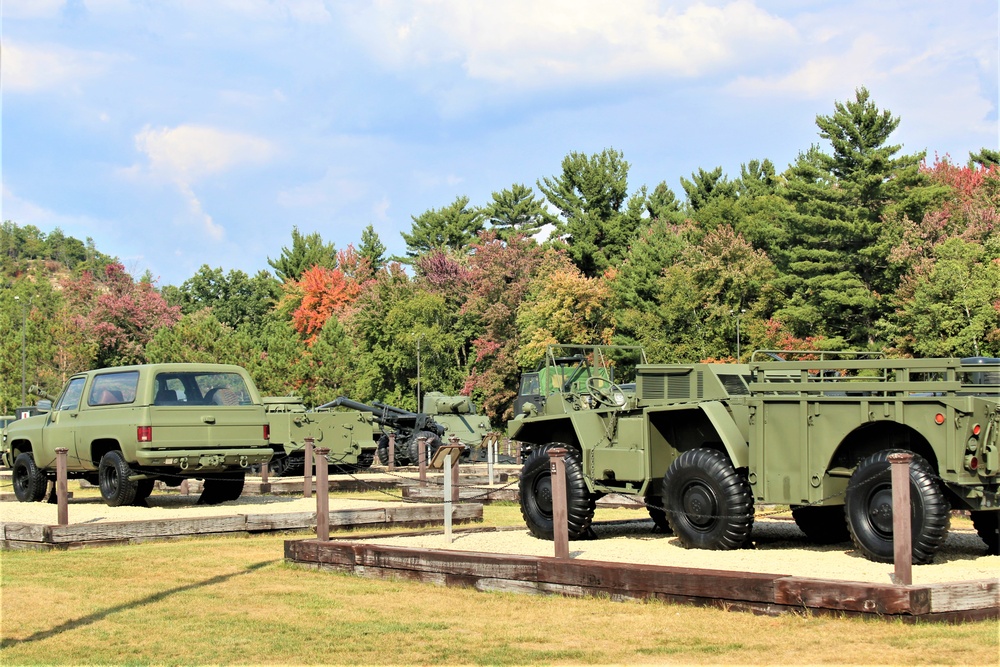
[
  {"x1": 1, "y1": 364, "x2": 273, "y2": 506},
  {"x1": 508, "y1": 350, "x2": 1000, "y2": 563},
  {"x1": 263, "y1": 397, "x2": 376, "y2": 476},
  {"x1": 513, "y1": 345, "x2": 646, "y2": 416}
]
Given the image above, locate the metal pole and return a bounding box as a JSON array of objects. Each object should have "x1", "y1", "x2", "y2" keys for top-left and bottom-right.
[
  {"x1": 416, "y1": 335, "x2": 421, "y2": 411},
  {"x1": 315, "y1": 447, "x2": 330, "y2": 541},
  {"x1": 548, "y1": 447, "x2": 569, "y2": 559},
  {"x1": 303, "y1": 437, "x2": 314, "y2": 499},
  {"x1": 444, "y1": 450, "x2": 453, "y2": 543},
  {"x1": 418, "y1": 437, "x2": 427, "y2": 487},
  {"x1": 889, "y1": 452, "x2": 913, "y2": 586},
  {"x1": 487, "y1": 436, "x2": 494, "y2": 486},
  {"x1": 56, "y1": 448, "x2": 68, "y2": 526},
  {"x1": 16, "y1": 296, "x2": 26, "y2": 408},
  {"x1": 736, "y1": 312, "x2": 741, "y2": 362}
]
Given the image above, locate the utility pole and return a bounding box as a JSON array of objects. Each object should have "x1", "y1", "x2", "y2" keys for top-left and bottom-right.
[{"x1": 15, "y1": 296, "x2": 26, "y2": 407}]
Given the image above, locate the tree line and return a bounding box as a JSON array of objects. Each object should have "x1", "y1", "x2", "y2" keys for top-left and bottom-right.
[{"x1": 2, "y1": 88, "x2": 998, "y2": 422}]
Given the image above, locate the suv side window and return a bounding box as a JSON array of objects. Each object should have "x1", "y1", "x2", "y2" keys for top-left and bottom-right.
[
  {"x1": 88, "y1": 371, "x2": 140, "y2": 406},
  {"x1": 56, "y1": 377, "x2": 87, "y2": 412}
]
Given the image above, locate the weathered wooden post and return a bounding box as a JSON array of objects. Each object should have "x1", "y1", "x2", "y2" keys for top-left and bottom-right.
[
  {"x1": 387, "y1": 432, "x2": 395, "y2": 470},
  {"x1": 889, "y1": 451, "x2": 913, "y2": 586},
  {"x1": 548, "y1": 447, "x2": 569, "y2": 559},
  {"x1": 303, "y1": 437, "x2": 314, "y2": 499},
  {"x1": 418, "y1": 436, "x2": 428, "y2": 487},
  {"x1": 315, "y1": 447, "x2": 330, "y2": 542},
  {"x1": 55, "y1": 447, "x2": 68, "y2": 526}
]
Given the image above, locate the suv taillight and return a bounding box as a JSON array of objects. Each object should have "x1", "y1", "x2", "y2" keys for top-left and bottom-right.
[
  {"x1": 263, "y1": 425, "x2": 270, "y2": 441},
  {"x1": 137, "y1": 426, "x2": 153, "y2": 442}
]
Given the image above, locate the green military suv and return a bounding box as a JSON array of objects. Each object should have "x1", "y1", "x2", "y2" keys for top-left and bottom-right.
[{"x1": 2, "y1": 364, "x2": 273, "y2": 506}]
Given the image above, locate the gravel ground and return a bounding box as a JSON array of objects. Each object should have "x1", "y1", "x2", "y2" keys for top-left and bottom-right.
[
  {"x1": 362, "y1": 518, "x2": 999, "y2": 586},
  {"x1": 2, "y1": 494, "x2": 996, "y2": 586}
]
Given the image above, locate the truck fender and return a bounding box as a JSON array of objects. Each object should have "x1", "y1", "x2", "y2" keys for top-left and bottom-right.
[{"x1": 698, "y1": 401, "x2": 749, "y2": 469}]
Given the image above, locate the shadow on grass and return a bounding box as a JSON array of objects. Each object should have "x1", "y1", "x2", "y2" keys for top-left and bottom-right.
[{"x1": 0, "y1": 559, "x2": 279, "y2": 649}]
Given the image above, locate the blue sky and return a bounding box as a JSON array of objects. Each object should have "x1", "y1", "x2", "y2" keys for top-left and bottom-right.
[{"x1": 2, "y1": 1, "x2": 997, "y2": 288}]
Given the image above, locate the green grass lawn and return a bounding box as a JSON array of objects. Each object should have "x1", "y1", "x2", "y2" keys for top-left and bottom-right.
[{"x1": 1, "y1": 500, "x2": 995, "y2": 665}]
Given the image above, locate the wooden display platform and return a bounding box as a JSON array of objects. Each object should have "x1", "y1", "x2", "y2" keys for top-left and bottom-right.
[
  {"x1": 285, "y1": 533, "x2": 999, "y2": 623},
  {"x1": 1, "y1": 503, "x2": 482, "y2": 551}
]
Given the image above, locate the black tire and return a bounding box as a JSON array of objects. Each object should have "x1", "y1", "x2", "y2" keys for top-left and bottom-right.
[
  {"x1": 662, "y1": 448, "x2": 754, "y2": 550},
  {"x1": 645, "y1": 495, "x2": 673, "y2": 533},
  {"x1": 12, "y1": 452, "x2": 48, "y2": 503},
  {"x1": 357, "y1": 450, "x2": 375, "y2": 469},
  {"x1": 845, "y1": 450, "x2": 950, "y2": 564},
  {"x1": 407, "y1": 430, "x2": 442, "y2": 466},
  {"x1": 970, "y1": 510, "x2": 999, "y2": 556},
  {"x1": 133, "y1": 478, "x2": 155, "y2": 506},
  {"x1": 791, "y1": 505, "x2": 850, "y2": 544},
  {"x1": 199, "y1": 472, "x2": 246, "y2": 505},
  {"x1": 519, "y1": 443, "x2": 596, "y2": 540},
  {"x1": 376, "y1": 434, "x2": 390, "y2": 466},
  {"x1": 98, "y1": 450, "x2": 139, "y2": 507}
]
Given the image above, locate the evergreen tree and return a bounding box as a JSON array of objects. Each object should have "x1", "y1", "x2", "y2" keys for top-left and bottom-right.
[
  {"x1": 775, "y1": 87, "x2": 932, "y2": 346},
  {"x1": 267, "y1": 227, "x2": 337, "y2": 282},
  {"x1": 537, "y1": 148, "x2": 647, "y2": 278},
  {"x1": 645, "y1": 182, "x2": 685, "y2": 224},
  {"x1": 485, "y1": 183, "x2": 553, "y2": 242},
  {"x1": 680, "y1": 166, "x2": 737, "y2": 213},
  {"x1": 400, "y1": 196, "x2": 485, "y2": 261},
  {"x1": 358, "y1": 224, "x2": 387, "y2": 273}
]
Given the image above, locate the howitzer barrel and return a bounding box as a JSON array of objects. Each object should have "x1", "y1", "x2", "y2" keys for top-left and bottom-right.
[{"x1": 29, "y1": 384, "x2": 56, "y2": 402}]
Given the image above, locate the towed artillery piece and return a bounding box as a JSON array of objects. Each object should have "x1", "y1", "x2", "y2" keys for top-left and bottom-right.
[
  {"x1": 264, "y1": 398, "x2": 377, "y2": 476},
  {"x1": 321, "y1": 397, "x2": 445, "y2": 466}
]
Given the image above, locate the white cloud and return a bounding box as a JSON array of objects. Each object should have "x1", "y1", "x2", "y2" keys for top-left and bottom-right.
[
  {"x1": 343, "y1": 0, "x2": 797, "y2": 87},
  {"x1": 133, "y1": 125, "x2": 275, "y2": 183},
  {"x1": 129, "y1": 125, "x2": 276, "y2": 241},
  {"x1": 1, "y1": 41, "x2": 115, "y2": 93},
  {"x1": 2, "y1": 0, "x2": 65, "y2": 19}
]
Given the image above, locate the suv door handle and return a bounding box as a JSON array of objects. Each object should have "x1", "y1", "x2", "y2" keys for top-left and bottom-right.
[{"x1": 202, "y1": 416, "x2": 216, "y2": 424}]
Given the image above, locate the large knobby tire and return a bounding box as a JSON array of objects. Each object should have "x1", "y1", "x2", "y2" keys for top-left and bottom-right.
[
  {"x1": 662, "y1": 448, "x2": 754, "y2": 550},
  {"x1": 970, "y1": 511, "x2": 999, "y2": 556},
  {"x1": 12, "y1": 452, "x2": 48, "y2": 503},
  {"x1": 519, "y1": 443, "x2": 596, "y2": 540},
  {"x1": 199, "y1": 472, "x2": 246, "y2": 505},
  {"x1": 791, "y1": 504, "x2": 850, "y2": 544},
  {"x1": 98, "y1": 450, "x2": 139, "y2": 507},
  {"x1": 845, "y1": 450, "x2": 950, "y2": 564},
  {"x1": 408, "y1": 430, "x2": 442, "y2": 466}
]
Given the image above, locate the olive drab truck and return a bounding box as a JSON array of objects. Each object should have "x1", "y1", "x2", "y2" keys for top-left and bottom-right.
[
  {"x1": 508, "y1": 350, "x2": 1000, "y2": 563},
  {"x1": 1, "y1": 364, "x2": 273, "y2": 507}
]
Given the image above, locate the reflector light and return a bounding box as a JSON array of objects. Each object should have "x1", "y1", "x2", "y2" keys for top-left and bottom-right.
[
  {"x1": 972, "y1": 424, "x2": 981, "y2": 436},
  {"x1": 934, "y1": 413, "x2": 945, "y2": 425}
]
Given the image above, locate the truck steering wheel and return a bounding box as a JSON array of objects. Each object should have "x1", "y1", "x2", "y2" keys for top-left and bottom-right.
[{"x1": 586, "y1": 377, "x2": 627, "y2": 407}]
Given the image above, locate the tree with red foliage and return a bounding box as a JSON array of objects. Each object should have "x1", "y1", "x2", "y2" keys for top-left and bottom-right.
[
  {"x1": 290, "y1": 264, "x2": 360, "y2": 344},
  {"x1": 63, "y1": 263, "x2": 180, "y2": 367}
]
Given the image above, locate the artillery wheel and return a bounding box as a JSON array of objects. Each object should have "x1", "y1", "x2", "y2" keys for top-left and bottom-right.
[
  {"x1": 791, "y1": 504, "x2": 850, "y2": 544},
  {"x1": 662, "y1": 448, "x2": 753, "y2": 550},
  {"x1": 519, "y1": 443, "x2": 596, "y2": 540},
  {"x1": 199, "y1": 472, "x2": 246, "y2": 505},
  {"x1": 971, "y1": 511, "x2": 1000, "y2": 555},
  {"x1": 12, "y1": 452, "x2": 48, "y2": 503},
  {"x1": 407, "y1": 430, "x2": 442, "y2": 466},
  {"x1": 376, "y1": 435, "x2": 390, "y2": 466},
  {"x1": 845, "y1": 450, "x2": 949, "y2": 564},
  {"x1": 645, "y1": 495, "x2": 673, "y2": 533},
  {"x1": 356, "y1": 450, "x2": 375, "y2": 469},
  {"x1": 586, "y1": 377, "x2": 627, "y2": 407},
  {"x1": 98, "y1": 450, "x2": 139, "y2": 507}
]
